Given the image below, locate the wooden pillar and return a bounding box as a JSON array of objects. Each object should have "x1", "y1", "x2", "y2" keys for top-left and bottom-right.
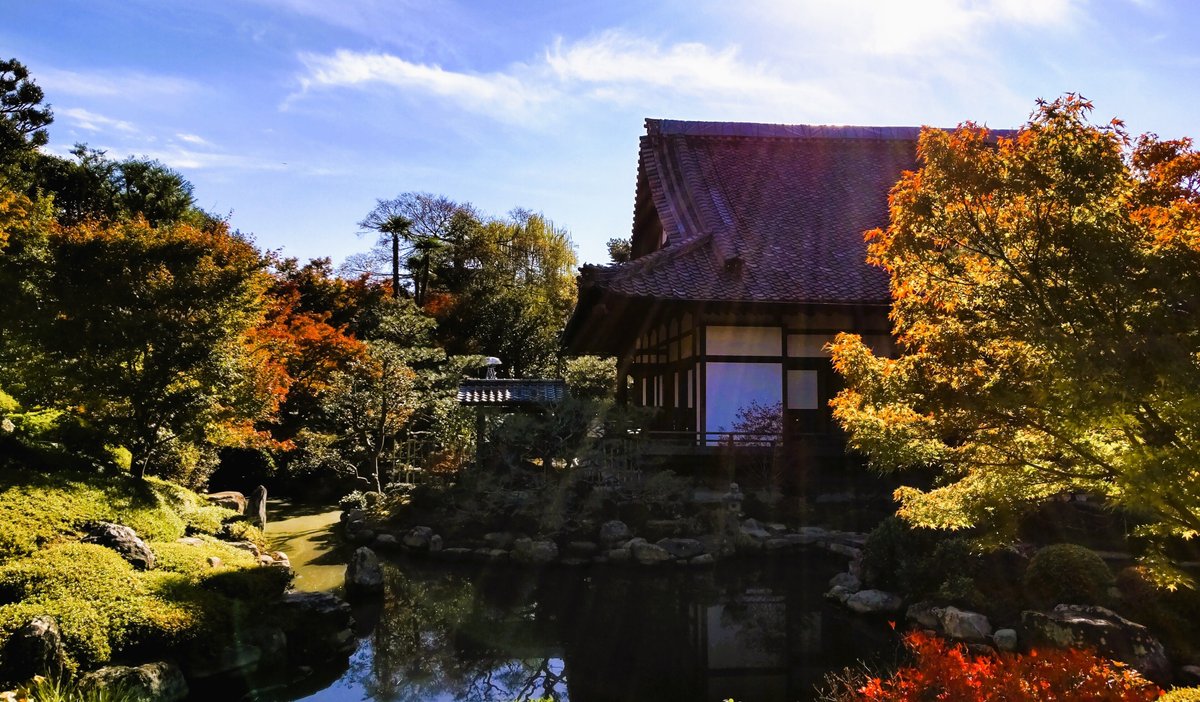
[{"x1": 474, "y1": 407, "x2": 486, "y2": 469}]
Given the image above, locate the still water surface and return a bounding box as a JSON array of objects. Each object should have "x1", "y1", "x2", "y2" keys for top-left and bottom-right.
[{"x1": 263, "y1": 508, "x2": 894, "y2": 702}]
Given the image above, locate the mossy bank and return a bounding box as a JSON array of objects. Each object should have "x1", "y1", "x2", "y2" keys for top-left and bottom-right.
[{"x1": 0, "y1": 465, "x2": 353, "y2": 698}]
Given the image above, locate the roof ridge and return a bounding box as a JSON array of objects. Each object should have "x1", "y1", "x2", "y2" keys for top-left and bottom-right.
[
  {"x1": 645, "y1": 119, "x2": 929, "y2": 141},
  {"x1": 589, "y1": 232, "x2": 714, "y2": 282}
]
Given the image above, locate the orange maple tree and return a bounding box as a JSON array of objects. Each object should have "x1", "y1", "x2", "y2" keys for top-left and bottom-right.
[
  {"x1": 246, "y1": 284, "x2": 367, "y2": 443},
  {"x1": 830, "y1": 96, "x2": 1200, "y2": 582}
]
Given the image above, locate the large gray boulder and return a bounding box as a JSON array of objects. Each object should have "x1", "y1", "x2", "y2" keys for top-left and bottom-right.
[
  {"x1": 246, "y1": 485, "x2": 268, "y2": 529},
  {"x1": 993, "y1": 628, "x2": 1019, "y2": 652},
  {"x1": 402, "y1": 526, "x2": 435, "y2": 550},
  {"x1": 845, "y1": 589, "x2": 903, "y2": 614},
  {"x1": 824, "y1": 585, "x2": 854, "y2": 605},
  {"x1": 279, "y1": 592, "x2": 356, "y2": 662},
  {"x1": 205, "y1": 491, "x2": 247, "y2": 514},
  {"x1": 599, "y1": 520, "x2": 632, "y2": 544},
  {"x1": 797, "y1": 526, "x2": 831, "y2": 545},
  {"x1": 655, "y1": 538, "x2": 705, "y2": 560},
  {"x1": 473, "y1": 548, "x2": 509, "y2": 562},
  {"x1": 906, "y1": 601, "x2": 941, "y2": 630},
  {"x1": 83, "y1": 522, "x2": 155, "y2": 570},
  {"x1": 79, "y1": 662, "x2": 188, "y2": 702},
  {"x1": 0, "y1": 616, "x2": 66, "y2": 685},
  {"x1": 631, "y1": 541, "x2": 672, "y2": 565},
  {"x1": 607, "y1": 547, "x2": 632, "y2": 564},
  {"x1": 345, "y1": 546, "x2": 384, "y2": 597},
  {"x1": 740, "y1": 518, "x2": 771, "y2": 541},
  {"x1": 1022, "y1": 605, "x2": 1169, "y2": 683},
  {"x1": 936, "y1": 606, "x2": 992, "y2": 643},
  {"x1": 511, "y1": 538, "x2": 558, "y2": 564},
  {"x1": 373, "y1": 533, "x2": 399, "y2": 550},
  {"x1": 829, "y1": 572, "x2": 862, "y2": 593}
]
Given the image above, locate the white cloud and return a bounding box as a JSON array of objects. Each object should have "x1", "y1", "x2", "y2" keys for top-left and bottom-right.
[
  {"x1": 292, "y1": 31, "x2": 843, "y2": 121},
  {"x1": 58, "y1": 107, "x2": 138, "y2": 133},
  {"x1": 176, "y1": 133, "x2": 212, "y2": 146},
  {"x1": 544, "y1": 31, "x2": 837, "y2": 107},
  {"x1": 296, "y1": 49, "x2": 546, "y2": 118}
]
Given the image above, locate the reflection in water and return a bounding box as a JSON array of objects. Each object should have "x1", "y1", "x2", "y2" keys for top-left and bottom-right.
[{"x1": 294, "y1": 556, "x2": 893, "y2": 702}]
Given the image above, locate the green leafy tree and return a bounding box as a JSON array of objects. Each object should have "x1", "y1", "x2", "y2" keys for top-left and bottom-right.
[
  {"x1": 563, "y1": 355, "x2": 617, "y2": 402},
  {"x1": 355, "y1": 192, "x2": 472, "y2": 303},
  {"x1": 830, "y1": 96, "x2": 1200, "y2": 584},
  {"x1": 34, "y1": 146, "x2": 203, "y2": 227},
  {"x1": 606, "y1": 237, "x2": 632, "y2": 263},
  {"x1": 0, "y1": 58, "x2": 52, "y2": 176},
  {"x1": 438, "y1": 210, "x2": 577, "y2": 377},
  {"x1": 22, "y1": 218, "x2": 270, "y2": 480},
  {"x1": 323, "y1": 340, "x2": 418, "y2": 492}
]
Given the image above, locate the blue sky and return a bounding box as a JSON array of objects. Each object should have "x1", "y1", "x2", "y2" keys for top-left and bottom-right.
[{"x1": 5, "y1": 0, "x2": 1198, "y2": 267}]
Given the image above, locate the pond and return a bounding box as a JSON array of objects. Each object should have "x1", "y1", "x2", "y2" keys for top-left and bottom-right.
[{"x1": 243, "y1": 508, "x2": 897, "y2": 702}]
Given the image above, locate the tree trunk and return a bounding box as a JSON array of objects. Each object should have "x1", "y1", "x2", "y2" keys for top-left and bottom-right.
[{"x1": 391, "y1": 233, "x2": 400, "y2": 299}]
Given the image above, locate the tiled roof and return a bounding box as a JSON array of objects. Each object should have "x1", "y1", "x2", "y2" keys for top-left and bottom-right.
[
  {"x1": 584, "y1": 119, "x2": 925, "y2": 305},
  {"x1": 457, "y1": 380, "x2": 567, "y2": 407}
]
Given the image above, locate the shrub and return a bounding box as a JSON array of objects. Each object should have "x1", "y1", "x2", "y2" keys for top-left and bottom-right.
[
  {"x1": 860, "y1": 516, "x2": 977, "y2": 597},
  {"x1": 1023, "y1": 543, "x2": 1114, "y2": 608},
  {"x1": 219, "y1": 519, "x2": 265, "y2": 546},
  {"x1": 0, "y1": 388, "x2": 20, "y2": 415},
  {"x1": 835, "y1": 631, "x2": 1160, "y2": 701},
  {"x1": 1161, "y1": 689, "x2": 1200, "y2": 702},
  {"x1": 1115, "y1": 565, "x2": 1200, "y2": 661},
  {"x1": 339, "y1": 490, "x2": 368, "y2": 511},
  {"x1": 200, "y1": 565, "x2": 292, "y2": 602},
  {"x1": 635, "y1": 470, "x2": 691, "y2": 514}
]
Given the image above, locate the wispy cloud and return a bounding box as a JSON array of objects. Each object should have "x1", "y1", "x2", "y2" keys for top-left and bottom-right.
[
  {"x1": 295, "y1": 49, "x2": 547, "y2": 117},
  {"x1": 175, "y1": 133, "x2": 212, "y2": 146},
  {"x1": 116, "y1": 144, "x2": 288, "y2": 172},
  {"x1": 544, "y1": 32, "x2": 837, "y2": 107},
  {"x1": 38, "y1": 66, "x2": 200, "y2": 99},
  {"x1": 57, "y1": 107, "x2": 138, "y2": 133},
  {"x1": 291, "y1": 30, "x2": 843, "y2": 122}
]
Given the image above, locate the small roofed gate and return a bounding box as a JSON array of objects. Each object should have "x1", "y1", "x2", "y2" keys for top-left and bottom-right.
[{"x1": 457, "y1": 378, "x2": 567, "y2": 471}]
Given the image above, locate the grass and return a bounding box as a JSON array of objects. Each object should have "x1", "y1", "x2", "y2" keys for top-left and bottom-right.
[{"x1": 13, "y1": 674, "x2": 141, "y2": 702}]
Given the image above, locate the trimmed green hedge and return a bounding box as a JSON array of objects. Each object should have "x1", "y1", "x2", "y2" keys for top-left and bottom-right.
[{"x1": 1023, "y1": 543, "x2": 1114, "y2": 608}]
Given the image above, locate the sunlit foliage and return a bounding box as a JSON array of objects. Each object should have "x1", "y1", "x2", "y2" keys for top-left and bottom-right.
[{"x1": 831, "y1": 96, "x2": 1200, "y2": 583}]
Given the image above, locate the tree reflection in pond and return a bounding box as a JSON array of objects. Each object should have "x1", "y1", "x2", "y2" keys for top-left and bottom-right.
[
  {"x1": 301, "y1": 556, "x2": 892, "y2": 702},
  {"x1": 345, "y1": 569, "x2": 568, "y2": 702}
]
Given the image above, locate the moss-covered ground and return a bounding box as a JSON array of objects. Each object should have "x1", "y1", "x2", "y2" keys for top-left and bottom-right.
[{"x1": 0, "y1": 465, "x2": 288, "y2": 678}]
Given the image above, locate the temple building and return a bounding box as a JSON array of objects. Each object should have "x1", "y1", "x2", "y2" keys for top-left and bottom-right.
[{"x1": 562, "y1": 120, "x2": 919, "y2": 454}]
